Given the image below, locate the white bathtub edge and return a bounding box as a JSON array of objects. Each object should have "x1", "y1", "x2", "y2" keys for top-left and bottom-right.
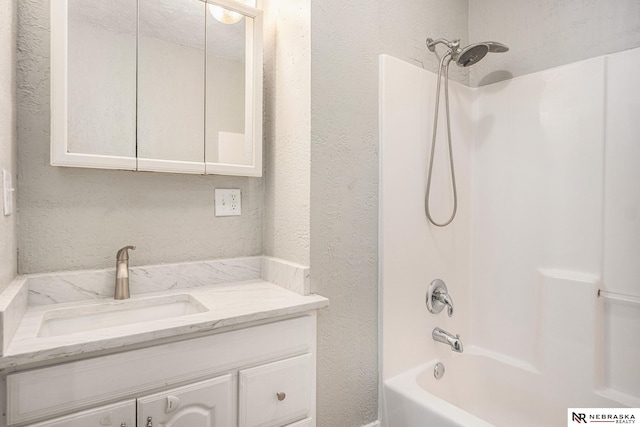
[
  {"x1": 596, "y1": 388, "x2": 640, "y2": 408},
  {"x1": 383, "y1": 361, "x2": 494, "y2": 427}
]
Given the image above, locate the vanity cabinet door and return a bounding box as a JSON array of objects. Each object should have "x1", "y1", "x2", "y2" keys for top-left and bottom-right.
[
  {"x1": 137, "y1": 374, "x2": 236, "y2": 427},
  {"x1": 24, "y1": 400, "x2": 135, "y2": 427}
]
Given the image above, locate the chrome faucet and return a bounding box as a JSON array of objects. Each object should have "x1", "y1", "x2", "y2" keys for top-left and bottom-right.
[
  {"x1": 115, "y1": 245, "x2": 135, "y2": 300},
  {"x1": 432, "y1": 327, "x2": 463, "y2": 353},
  {"x1": 426, "y1": 279, "x2": 454, "y2": 317},
  {"x1": 435, "y1": 291, "x2": 454, "y2": 317}
]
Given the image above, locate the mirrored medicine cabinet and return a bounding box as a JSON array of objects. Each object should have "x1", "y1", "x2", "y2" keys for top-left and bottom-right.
[{"x1": 51, "y1": 0, "x2": 263, "y2": 176}]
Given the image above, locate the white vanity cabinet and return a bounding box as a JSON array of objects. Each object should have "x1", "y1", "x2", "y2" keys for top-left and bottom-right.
[{"x1": 6, "y1": 315, "x2": 317, "y2": 427}]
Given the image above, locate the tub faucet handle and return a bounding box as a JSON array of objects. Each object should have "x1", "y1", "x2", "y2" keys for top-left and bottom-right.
[
  {"x1": 426, "y1": 279, "x2": 455, "y2": 317},
  {"x1": 436, "y1": 291, "x2": 454, "y2": 317}
]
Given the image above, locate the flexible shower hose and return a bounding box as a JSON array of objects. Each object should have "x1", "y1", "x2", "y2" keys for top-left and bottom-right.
[{"x1": 425, "y1": 52, "x2": 458, "y2": 227}]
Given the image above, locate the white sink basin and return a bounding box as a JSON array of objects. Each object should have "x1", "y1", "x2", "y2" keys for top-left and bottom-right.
[{"x1": 38, "y1": 294, "x2": 208, "y2": 337}]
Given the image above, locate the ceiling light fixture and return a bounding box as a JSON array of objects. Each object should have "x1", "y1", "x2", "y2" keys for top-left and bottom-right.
[{"x1": 208, "y1": 0, "x2": 256, "y2": 25}]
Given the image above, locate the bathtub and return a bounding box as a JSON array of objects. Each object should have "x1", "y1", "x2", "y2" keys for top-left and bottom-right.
[{"x1": 382, "y1": 346, "x2": 627, "y2": 427}]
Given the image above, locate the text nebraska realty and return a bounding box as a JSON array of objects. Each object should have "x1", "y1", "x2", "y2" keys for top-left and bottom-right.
[{"x1": 574, "y1": 412, "x2": 636, "y2": 424}]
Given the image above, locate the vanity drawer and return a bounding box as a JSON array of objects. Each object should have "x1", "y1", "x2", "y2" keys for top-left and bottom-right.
[
  {"x1": 7, "y1": 316, "x2": 314, "y2": 425},
  {"x1": 239, "y1": 354, "x2": 313, "y2": 427}
]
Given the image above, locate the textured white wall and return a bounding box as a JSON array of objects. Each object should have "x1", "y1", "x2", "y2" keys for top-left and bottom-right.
[
  {"x1": 0, "y1": 0, "x2": 17, "y2": 291},
  {"x1": 469, "y1": 0, "x2": 640, "y2": 86},
  {"x1": 310, "y1": 1, "x2": 468, "y2": 425},
  {"x1": 17, "y1": 0, "x2": 263, "y2": 274},
  {"x1": 263, "y1": 0, "x2": 311, "y2": 266}
]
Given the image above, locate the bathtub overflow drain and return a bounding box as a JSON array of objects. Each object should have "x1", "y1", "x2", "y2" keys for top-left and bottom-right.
[{"x1": 434, "y1": 362, "x2": 445, "y2": 380}]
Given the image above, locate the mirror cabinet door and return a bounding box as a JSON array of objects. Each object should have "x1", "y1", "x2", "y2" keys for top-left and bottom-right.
[
  {"x1": 51, "y1": 0, "x2": 137, "y2": 169},
  {"x1": 205, "y1": 0, "x2": 262, "y2": 176},
  {"x1": 137, "y1": 0, "x2": 206, "y2": 174},
  {"x1": 52, "y1": 0, "x2": 262, "y2": 176}
]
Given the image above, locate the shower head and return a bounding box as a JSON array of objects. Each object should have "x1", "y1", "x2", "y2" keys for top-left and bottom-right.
[
  {"x1": 454, "y1": 43, "x2": 489, "y2": 67},
  {"x1": 426, "y1": 38, "x2": 509, "y2": 67},
  {"x1": 485, "y1": 41, "x2": 509, "y2": 53},
  {"x1": 453, "y1": 41, "x2": 509, "y2": 67}
]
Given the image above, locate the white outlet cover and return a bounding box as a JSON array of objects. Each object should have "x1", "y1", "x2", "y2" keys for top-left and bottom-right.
[{"x1": 214, "y1": 189, "x2": 242, "y2": 217}]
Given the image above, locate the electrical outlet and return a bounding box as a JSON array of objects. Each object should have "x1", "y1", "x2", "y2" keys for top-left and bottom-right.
[{"x1": 214, "y1": 189, "x2": 242, "y2": 217}]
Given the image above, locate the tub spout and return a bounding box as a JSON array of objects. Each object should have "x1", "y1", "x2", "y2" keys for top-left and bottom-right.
[{"x1": 432, "y1": 327, "x2": 463, "y2": 353}]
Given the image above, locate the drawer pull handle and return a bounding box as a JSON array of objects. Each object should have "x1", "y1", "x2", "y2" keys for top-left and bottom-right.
[
  {"x1": 277, "y1": 391, "x2": 286, "y2": 401},
  {"x1": 121, "y1": 424, "x2": 127, "y2": 427},
  {"x1": 146, "y1": 416, "x2": 153, "y2": 427}
]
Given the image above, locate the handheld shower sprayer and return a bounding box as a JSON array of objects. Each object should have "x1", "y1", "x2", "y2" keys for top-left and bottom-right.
[{"x1": 424, "y1": 37, "x2": 508, "y2": 227}]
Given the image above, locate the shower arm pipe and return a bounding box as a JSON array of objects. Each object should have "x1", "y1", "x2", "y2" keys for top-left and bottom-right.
[
  {"x1": 425, "y1": 52, "x2": 458, "y2": 227},
  {"x1": 426, "y1": 38, "x2": 460, "y2": 52}
]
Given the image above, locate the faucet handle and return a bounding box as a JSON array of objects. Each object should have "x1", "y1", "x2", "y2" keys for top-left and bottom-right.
[
  {"x1": 426, "y1": 279, "x2": 454, "y2": 317},
  {"x1": 116, "y1": 245, "x2": 136, "y2": 261},
  {"x1": 447, "y1": 303, "x2": 454, "y2": 317}
]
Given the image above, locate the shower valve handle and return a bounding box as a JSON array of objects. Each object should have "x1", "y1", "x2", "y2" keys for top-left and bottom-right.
[{"x1": 426, "y1": 279, "x2": 455, "y2": 317}]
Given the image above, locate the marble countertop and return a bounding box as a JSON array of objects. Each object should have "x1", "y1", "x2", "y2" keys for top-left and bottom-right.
[{"x1": 0, "y1": 257, "x2": 328, "y2": 371}]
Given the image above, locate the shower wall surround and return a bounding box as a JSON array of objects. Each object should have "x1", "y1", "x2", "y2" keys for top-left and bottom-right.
[
  {"x1": 472, "y1": 47, "x2": 640, "y2": 399},
  {"x1": 471, "y1": 56, "x2": 604, "y2": 364},
  {"x1": 602, "y1": 49, "x2": 640, "y2": 398},
  {"x1": 381, "y1": 47, "x2": 640, "y2": 403},
  {"x1": 380, "y1": 54, "x2": 472, "y2": 380}
]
